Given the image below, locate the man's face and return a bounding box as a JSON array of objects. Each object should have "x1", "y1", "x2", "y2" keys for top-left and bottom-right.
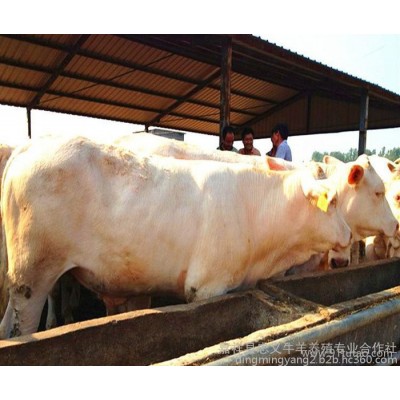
[
  {"x1": 271, "y1": 131, "x2": 280, "y2": 146},
  {"x1": 223, "y1": 132, "x2": 235, "y2": 150},
  {"x1": 243, "y1": 133, "x2": 254, "y2": 151}
]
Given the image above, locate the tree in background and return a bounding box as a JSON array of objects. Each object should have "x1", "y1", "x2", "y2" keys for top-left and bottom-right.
[{"x1": 312, "y1": 147, "x2": 400, "y2": 162}]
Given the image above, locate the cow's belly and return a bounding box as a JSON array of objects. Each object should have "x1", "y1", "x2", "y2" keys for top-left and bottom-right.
[{"x1": 70, "y1": 263, "x2": 185, "y2": 299}]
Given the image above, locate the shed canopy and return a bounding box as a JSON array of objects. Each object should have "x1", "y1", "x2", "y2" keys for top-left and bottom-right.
[{"x1": 1, "y1": 34, "x2": 399, "y2": 139}]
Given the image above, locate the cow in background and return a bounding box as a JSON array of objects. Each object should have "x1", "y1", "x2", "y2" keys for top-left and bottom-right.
[
  {"x1": 364, "y1": 156, "x2": 400, "y2": 261},
  {"x1": 284, "y1": 154, "x2": 398, "y2": 276},
  {"x1": 0, "y1": 135, "x2": 351, "y2": 338}
]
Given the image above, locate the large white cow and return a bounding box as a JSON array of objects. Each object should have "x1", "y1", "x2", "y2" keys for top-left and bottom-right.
[
  {"x1": 0, "y1": 135, "x2": 309, "y2": 328},
  {"x1": 0, "y1": 136, "x2": 351, "y2": 338}
]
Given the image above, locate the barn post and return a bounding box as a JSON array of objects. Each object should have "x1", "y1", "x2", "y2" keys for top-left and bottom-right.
[
  {"x1": 358, "y1": 89, "x2": 369, "y2": 156},
  {"x1": 27, "y1": 107, "x2": 32, "y2": 139},
  {"x1": 219, "y1": 36, "x2": 232, "y2": 146}
]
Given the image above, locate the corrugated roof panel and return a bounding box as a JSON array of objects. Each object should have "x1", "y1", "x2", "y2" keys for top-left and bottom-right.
[
  {"x1": 83, "y1": 35, "x2": 173, "y2": 69},
  {"x1": 0, "y1": 86, "x2": 36, "y2": 106},
  {"x1": 66, "y1": 55, "x2": 130, "y2": 81},
  {"x1": 0, "y1": 36, "x2": 66, "y2": 69},
  {"x1": 229, "y1": 111, "x2": 255, "y2": 127},
  {"x1": 310, "y1": 95, "x2": 359, "y2": 133},
  {"x1": 152, "y1": 54, "x2": 219, "y2": 81},
  {"x1": 0, "y1": 64, "x2": 49, "y2": 88},
  {"x1": 114, "y1": 70, "x2": 195, "y2": 97},
  {"x1": 83, "y1": 35, "x2": 218, "y2": 82},
  {"x1": 35, "y1": 34, "x2": 83, "y2": 47},
  {"x1": 191, "y1": 85, "x2": 280, "y2": 125},
  {"x1": 193, "y1": 81, "x2": 282, "y2": 115},
  {"x1": 252, "y1": 97, "x2": 309, "y2": 137},
  {"x1": 231, "y1": 94, "x2": 272, "y2": 115},
  {"x1": 65, "y1": 55, "x2": 200, "y2": 99},
  {"x1": 191, "y1": 87, "x2": 220, "y2": 104},
  {"x1": 173, "y1": 102, "x2": 219, "y2": 121},
  {"x1": 232, "y1": 72, "x2": 297, "y2": 101},
  {"x1": 39, "y1": 94, "x2": 158, "y2": 124},
  {"x1": 50, "y1": 76, "x2": 175, "y2": 111}
]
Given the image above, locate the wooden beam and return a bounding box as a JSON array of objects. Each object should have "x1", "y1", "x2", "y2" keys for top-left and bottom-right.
[
  {"x1": 148, "y1": 69, "x2": 221, "y2": 126},
  {"x1": 28, "y1": 35, "x2": 90, "y2": 109},
  {"x1": 306, "y1": 94, "x2": 312, "y2": 133},
  {"x1": 220, "y1": 37, "x2": 232, "y2": 142},
  {"x1": 27, "y1": 107, "x2": 32, "y2": 138},
  {"x1": 358, "y1": 89, "x2": 369, "y2": 155},
  {"x1": 242, "y1": 90, "x2": 309, "y2": 128}
]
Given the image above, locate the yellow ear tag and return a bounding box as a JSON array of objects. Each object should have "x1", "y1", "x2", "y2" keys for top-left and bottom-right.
[{"x1": 317, "y1": 193, "x2": 329, "y2": 212}]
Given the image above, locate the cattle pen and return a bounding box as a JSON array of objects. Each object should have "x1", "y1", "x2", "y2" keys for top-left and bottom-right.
[{"x1": 0, "y1": 35, "x2": 400, "y2": 367}]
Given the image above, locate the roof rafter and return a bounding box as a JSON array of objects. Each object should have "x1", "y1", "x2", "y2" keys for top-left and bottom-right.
[{"x1": 28, "y1": 34, "x2": 90, "y2": 109}]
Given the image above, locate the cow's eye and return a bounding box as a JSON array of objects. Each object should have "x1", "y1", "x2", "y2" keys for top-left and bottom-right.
[{"x1": 375, "y1": 192, "x2": 384, "y2": 198}]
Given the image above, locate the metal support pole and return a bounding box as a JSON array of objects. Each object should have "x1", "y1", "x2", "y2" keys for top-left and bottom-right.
[
  {"x1": 27, "y1": 107, "x2": 32, "y2": 138},
  {"x1": 358, "y1": 89, "x2": 369, "y2": 156},
  {"x1": 219, "y1": 37, "x2": 232, "y2": 145}
]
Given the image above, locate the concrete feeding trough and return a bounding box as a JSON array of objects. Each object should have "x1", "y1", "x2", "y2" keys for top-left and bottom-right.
[
  {"x1": 0, "y1": 259, "x2": 399, "y2": 366},
  {"x1": 159, "y1": 258, "x2": 400, "y2": 366},
  {"x1": 0, "y1": 288, "x2": 318, "y2": 365}
]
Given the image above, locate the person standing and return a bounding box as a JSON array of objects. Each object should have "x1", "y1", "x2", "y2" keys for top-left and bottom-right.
[
  {"x1": 238, "y1": 127, "x2": 261, "y2": 156},
  {"x1": 270, "y1": 123, "x2": 292, "y2": 161},
  {"x1": 217, "y1": 126, "x2": 238, "y2": 152}
]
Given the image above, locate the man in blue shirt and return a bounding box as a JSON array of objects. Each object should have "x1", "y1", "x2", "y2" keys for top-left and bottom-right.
[{"x1": 270, "y1": 123, "x2": 292, "y2": 161}]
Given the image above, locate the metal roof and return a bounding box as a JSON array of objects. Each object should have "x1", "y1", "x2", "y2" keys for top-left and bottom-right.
[{"x1": 1, "y1": 34, "x2": 399, "y2": 140}]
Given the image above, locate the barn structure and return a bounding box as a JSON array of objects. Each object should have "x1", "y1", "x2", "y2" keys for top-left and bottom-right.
[{"x1": 0, "y1": 34, "x2": 400, "y2": 153}]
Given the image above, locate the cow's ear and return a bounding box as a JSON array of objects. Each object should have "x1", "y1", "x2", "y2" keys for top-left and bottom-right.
[
  {"x1": 266, "y1": 156, "x2": 298, "y2": 171},
  {"x1": 388, "y1": 161, "x2": 396, "y2": 173},
  {"x1": 266, "y1": 156, "x2": 289, "y2": 171},
  {"x1": 307, "y1": 162, "x2": 327, "y2": 180},
  {"x1": 323, "y1": 155, "x2": 343, "y2": 165},
  {"x1": 302, "y1": 178, "x2": 336, "y2": 212},
  {"x1": 348, "y1": 164, "x2": 364, "y2": 185}
]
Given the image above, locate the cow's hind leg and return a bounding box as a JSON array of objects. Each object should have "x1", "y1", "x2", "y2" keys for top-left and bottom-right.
[
  {"x1": 4, "y1": 258, "x2": 70, "y2": 338},
  {"x1": 3, "y1": 282, "x2": 49, "y2": 337}
]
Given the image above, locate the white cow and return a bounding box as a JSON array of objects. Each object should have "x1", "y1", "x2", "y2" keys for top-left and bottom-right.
[
  {"x1": 0, "y1": 134, "x2": 315, "y2": 328},
  {"x1": 364, "y1": 156, "x2": 400, "y2": 261},
  {"x1": 0, "y1": 135, "x2": 351, "y2": 338},
  {"x1": 284, "y1": 154, "x2": 399, "y2": 276}
]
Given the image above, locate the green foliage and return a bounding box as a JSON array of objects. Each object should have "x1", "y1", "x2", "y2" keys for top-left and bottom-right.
[{"x1": 311, "y1": 147, "x2": 400, "y2": 162}]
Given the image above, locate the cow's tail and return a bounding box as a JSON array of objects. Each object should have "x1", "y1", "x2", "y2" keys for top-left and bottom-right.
[
  {"x1": 0, "y1": 212, "x2": 8, "y2": 320},
  {"x1": 0, "y1": 147, "x2": 14, "y2": 321}
]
